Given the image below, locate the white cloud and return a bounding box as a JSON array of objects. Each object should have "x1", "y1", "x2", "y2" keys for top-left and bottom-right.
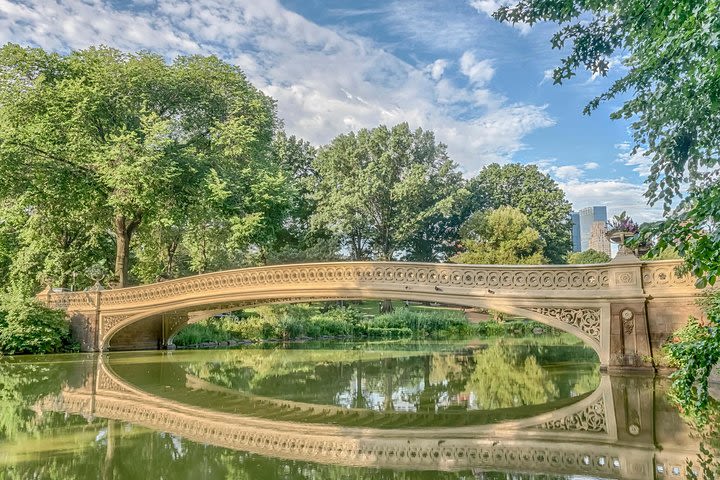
[
  {"x1": 552, "y1": 165, "x2": 585, "y2": 182},
  {"x1": 539, "y1": 69, "x2": 554, "y2": 85},
  {"x1": 618, "y1": 146, "x2": 652, "y2": 177},
  {"x1": 427, "y1": 59, "x2": 449, "y2": 80},
  {"x1": 584, "y1": 162, "x2": 600, "y2": 170},
  {"x1": 459, "y1": 51, "x2": 495, "y2": 85},
  {"x1": 0, "y1": 0, "x2": 555, "y2": 172}
]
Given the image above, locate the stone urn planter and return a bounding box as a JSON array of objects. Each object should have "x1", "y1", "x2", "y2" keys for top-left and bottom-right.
[{"x1": 606, "y1": 211, "x2": 648, "y2": 258}]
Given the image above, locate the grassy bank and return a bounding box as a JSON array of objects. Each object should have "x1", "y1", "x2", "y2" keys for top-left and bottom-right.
[{"x1": 173, "y1": 302, "x2": 554, "y2": 347}]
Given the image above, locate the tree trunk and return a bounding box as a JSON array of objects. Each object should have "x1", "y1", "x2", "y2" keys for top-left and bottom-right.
[{"x1": 114, "y1": 215, "x2": 140, "y2": 288}]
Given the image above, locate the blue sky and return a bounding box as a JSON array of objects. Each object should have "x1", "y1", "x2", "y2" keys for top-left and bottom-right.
[{"x1": 1, "y1": 0, "x2": 660, "y2": 221}]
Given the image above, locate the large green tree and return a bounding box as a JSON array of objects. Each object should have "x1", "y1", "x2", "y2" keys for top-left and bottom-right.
[
  {"x1": 0, "y1": 44, "x2": 278, "y2": 287},
  {"x1": 465, "y1": 163, "x2": 572, "y2": 264},
  {"x1": 450, "y1": 206, "x2": 546, "y2": 265},
  {"x1": 312, "y1": 123, "x2": 466, "y2": 261}
]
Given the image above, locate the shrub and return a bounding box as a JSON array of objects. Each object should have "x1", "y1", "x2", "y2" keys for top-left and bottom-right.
[
  {"x1": 0, "y1": 294, "x2": 74, "y2": 354},
  {"x1": 363, "y1": 308, "x2": 470, "y2": 338},
  {"x1": 662, "y1": 291, "x2": 720, "y2": 416}
]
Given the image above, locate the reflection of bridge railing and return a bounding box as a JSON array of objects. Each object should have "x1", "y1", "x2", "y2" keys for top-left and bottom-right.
[{"x1": 36, "y1": 356, "x2": 699, "y2": 479}]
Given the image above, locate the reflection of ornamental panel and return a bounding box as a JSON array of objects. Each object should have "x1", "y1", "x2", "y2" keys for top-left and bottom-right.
[
  {"x1": 535, "y1": 398, "x2": 607, "y2": 433},
  {"x1": 525, "y1": 307, "x2": 601, "y2": 343}
]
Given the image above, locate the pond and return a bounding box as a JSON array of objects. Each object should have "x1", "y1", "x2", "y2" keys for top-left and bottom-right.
[{"x1": 0, "y1": 338, "x2": 705, "y2": 479}]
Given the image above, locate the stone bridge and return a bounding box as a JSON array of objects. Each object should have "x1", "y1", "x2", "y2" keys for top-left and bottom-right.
[
  {"x1": 39, "y1": 259, "x2": 705, "y2": 370},
  {"x1": 36, "y1": 355, "x2": 700, "y2": 479}
]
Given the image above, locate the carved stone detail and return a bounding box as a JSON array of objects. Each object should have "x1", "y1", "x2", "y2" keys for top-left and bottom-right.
[
  {"x1": 45, "y1": 263, "x2": 617, "y2": 310},
  {"x1": 614, "y1": 271, "x2": 635, "y2": 286},
  {"x1": 534, "y1": 398, "x2": 607, "y2": 433},
  {"x1": 526, "y1": 307, "x2": 601, "y2": 343},
  {"x1": 101, "y1": 314, "x2": 133, "y2": 335},
  {"x1": 642, "y1": 263, "x2": 695, "y2": 289}
]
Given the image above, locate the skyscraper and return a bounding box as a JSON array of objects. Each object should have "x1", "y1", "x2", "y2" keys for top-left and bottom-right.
[
  {"x1": 571, "y1": 212, "x2": 581, "y2": 252},
  {"x1": 570, "y1": 206, "x2": 611, "y2": 255}
]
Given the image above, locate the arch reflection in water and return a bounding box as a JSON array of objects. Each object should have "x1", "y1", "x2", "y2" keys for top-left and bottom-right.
[{"x1": 5, "y1": 342, "x2": 697, "y2": 479}]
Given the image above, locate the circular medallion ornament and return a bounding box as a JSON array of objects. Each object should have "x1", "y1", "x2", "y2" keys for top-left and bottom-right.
[
  {"x1": 621, "y1": 308, "x2": 635, "y2": 334},
  {"x1": 629, "y1": 424, "x2": 640, "y2": 435}
]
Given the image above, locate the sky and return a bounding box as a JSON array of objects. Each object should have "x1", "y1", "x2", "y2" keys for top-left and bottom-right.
[{"x1": 0, "y1": 0, "x2": 662, "y2": 222}]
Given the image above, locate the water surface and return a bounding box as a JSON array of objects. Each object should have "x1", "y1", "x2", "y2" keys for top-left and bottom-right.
[{"x1": 0, "y1": 338, "x2": 704, "y2": 479}]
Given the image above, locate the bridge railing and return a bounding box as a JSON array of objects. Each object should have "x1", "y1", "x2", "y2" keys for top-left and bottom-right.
[{"x1": 38, "y1": 259, "x2": 695, "y2": 312}]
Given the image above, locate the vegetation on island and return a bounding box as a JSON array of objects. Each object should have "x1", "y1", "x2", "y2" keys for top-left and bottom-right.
[{"x1": 172, "y1": 302, "x2": 553, "y2": 348}]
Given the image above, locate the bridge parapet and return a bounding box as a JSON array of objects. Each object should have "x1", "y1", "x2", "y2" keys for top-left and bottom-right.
[{"x1": 39, "y1": 260, "x2": 696, "y2": 313}]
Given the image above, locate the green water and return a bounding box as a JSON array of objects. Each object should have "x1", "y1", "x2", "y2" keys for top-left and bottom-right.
[{"x1": 0, "y1": 338, "x2": 703, "y2": 479}]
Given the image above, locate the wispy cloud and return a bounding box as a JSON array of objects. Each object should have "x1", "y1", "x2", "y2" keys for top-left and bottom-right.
[
  {"x1": 459, "y1": 51, "x2": 495, "y2": 85},
  {"x1": 617, "y1": 146, "x2": 652, "y2": 177}
]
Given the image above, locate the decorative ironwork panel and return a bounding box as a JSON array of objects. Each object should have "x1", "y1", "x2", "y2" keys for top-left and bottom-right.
[{"x1": 525, "y1": 307, "x2": 601, "y2": 343}]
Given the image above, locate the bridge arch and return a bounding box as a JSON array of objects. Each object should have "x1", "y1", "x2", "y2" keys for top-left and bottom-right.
[{"x1": 102, "y1": 289, "x2": 606, "y2": 362}]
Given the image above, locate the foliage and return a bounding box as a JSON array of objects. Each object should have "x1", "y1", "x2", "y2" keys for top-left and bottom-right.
[
  {"x1": 0, "y1": 44, "x2": 279, "y2": 288},
  {"x1": 641, "y1": 186, "x2": 720, "y2": 288},
  {"x1": 683, "y1": 399, "x2": 720, "y2": 480},
  {"x1": 640, "y1": 246, "x2": 680, "y2": 261},
  {"x1": 450, "y1": 206, "x2": 546, "y2": 265},
  {"x1": 173, "y1": 305, "x2": 364, "y2": 346},
  {"x1": 566, "y1": 249, "x2": 611, "y2": 264},
  {"x1": 0, "y1": 293, "x2": 75, "y2": 355},
  {"x1": 607, "y1": 211, "x2": 639, "y2": 234},
  {"x1": 664, "y1": 292, "x2": 720, "y2": 415},
  {"x1": 465, "y1": 163, "x2": 572, "y2": 264},
  {"x1": 365, "y1": 308, "x2": 472, "y2": 338},
  {"x1": 312, "y1": 123, "x2": 467, "y2": 261}
]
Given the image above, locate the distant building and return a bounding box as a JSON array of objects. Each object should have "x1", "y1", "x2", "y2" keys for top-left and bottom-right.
[
  {"x1": 589, "y1": 221, "x2": 611, "y2": 255},
  {"x1": 571, "y1": 206, "x2": 611, "y2": 256},
  {"x1": 571, "y1": 212, "x2": 581, "y2": 252}
]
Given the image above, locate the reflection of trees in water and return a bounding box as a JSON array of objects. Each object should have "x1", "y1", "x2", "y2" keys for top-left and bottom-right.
[
  {"x1": 465, "y1": 343, "x2": 558, "y2": 409},
  {"x1": 181, "y1": 344, "x2": 598, "y2": 413},
  {"x1": 0, "y1": 358, "x2": 88, "y2": 441}
]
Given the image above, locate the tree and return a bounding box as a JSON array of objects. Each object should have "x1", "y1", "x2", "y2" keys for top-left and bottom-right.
[
  {"x1": 450, "y1": 206, "x2": 546, "y2": 264},
  {"x1": 567, "y1": 249, "x2": 611, "y2": 264},
  {"x1": 312, "y1": 123, "x2": 466, "y2": 261},
  {"x1": 264, "y1": 132, "x2": 340, "y2": 264},
  {"x1": 465, "y1": 163, "x2": 572, "y2": 264},
  {"x1": 0, "y1": 45, "x2": 277, "y2": 287}
]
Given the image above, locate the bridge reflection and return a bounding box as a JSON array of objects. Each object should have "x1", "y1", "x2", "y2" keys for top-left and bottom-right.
[{"x1": 35, "y1": 354, "x2": 700, "y2": 479}]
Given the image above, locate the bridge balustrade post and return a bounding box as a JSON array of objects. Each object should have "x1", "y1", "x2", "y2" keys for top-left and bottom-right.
[{"x1": 607, "y1": 260, "x2": 654, "y2": 371}]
